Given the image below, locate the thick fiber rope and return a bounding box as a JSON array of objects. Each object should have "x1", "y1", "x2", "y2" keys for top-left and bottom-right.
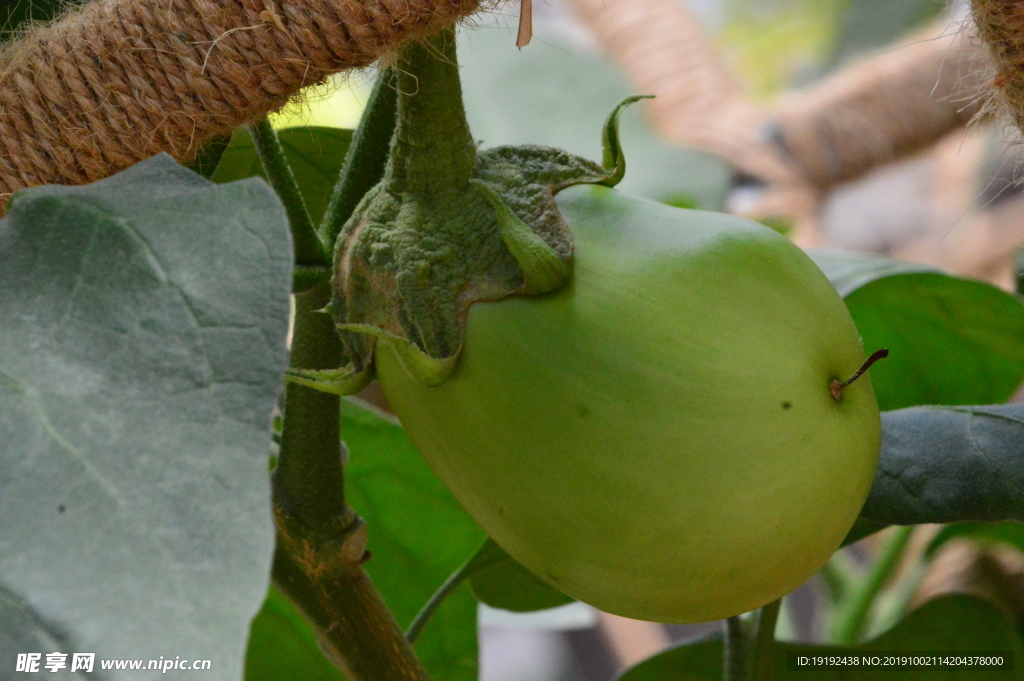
[
  {"x1": 973, "y1": 0, "x2": 1024, "y2": 135},
  {"x1": 0, "y1": 0, "x2": 482, "y2": 200},
  {"x1": 769, "y1": 24, "x2": 988, "y2": 192}
]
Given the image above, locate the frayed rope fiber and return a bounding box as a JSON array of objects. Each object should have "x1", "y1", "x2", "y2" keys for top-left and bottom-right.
[
  {"x1": 974, "y1": 0, "x2": 1024, "y2": 135},
  {"x1": 0, "y1": 0, "x2": 481, "y2": 200}
]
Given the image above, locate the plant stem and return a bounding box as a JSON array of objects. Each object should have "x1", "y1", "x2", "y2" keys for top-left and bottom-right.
[
  {"x1": 750, "y1": 599, "x2": 781, "y2": 681},
  {"x1": 386, "y1": 28, "x2": 476, "y2": 197},
  {"x1": 273, "y1": 544, "x2": 431, "y2": 681},
  {"x1": 724, "y1": 615, "x2": 751, "y2": 681},
  {"x1": 407, "y1": 538, "x2": 506, "y2": 643},
  {"x1": 272, "y1": 284, "x2": 430, "y2": 681},
  {"x1": 831, "y1": 525, "x2": 915, "y2": 645},
  {"x1": 248, "y1": 118, "x2": 327, "y2": 270},
  {"x1": 273, "y1": 285, "x2": 350, "y2": 527},
  {"x1": 406, "y1": 558, "x2": 475, "y2": 644},
  {"x1": 320, "y1": 68, "x2": 398, "y2": 247}
]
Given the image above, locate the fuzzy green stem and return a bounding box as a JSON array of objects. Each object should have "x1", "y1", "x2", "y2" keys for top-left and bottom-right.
[
  {"x1": 248, "y1": 119, "x2": 327, "y2": 270},
  {"x1": 750, "y1": 600, "x2": 781, "y2": 681},
  {"x1": 273, "y1": 284, "x2": 350, "y2": 529},
  {"x1": 320, "y1": 68, "x2": 398, "y2": 247},
  {"x1": 386, "y1": 28, "x2": 476, "y2": 196},
  {"x1": 831, "y1": 525, "x2": 915, "y2": 645},
  {"x1": 271, "y1": 285, "x2": 430, "y2": 680}
]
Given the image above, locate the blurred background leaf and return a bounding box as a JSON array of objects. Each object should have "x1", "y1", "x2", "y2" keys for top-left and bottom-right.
[
  {"x1": 341, "y1": 399, "x2": 485, "y2": 681},
  {"x1": 928, "y1": 521, "x2": 1024, "y2": 558},
  {"x1": 719, "y1": 0, "x2": 947, "y2": 98},
  {"x1": 212, "y1": 126, "x2": 352, "y2": 225},
  {"x1": 811, "y1": 250, "x2": 1024, "y2": 411}
]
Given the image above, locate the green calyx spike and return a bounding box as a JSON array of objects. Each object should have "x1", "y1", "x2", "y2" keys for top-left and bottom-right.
[
  {"x1": 470, "y1": 179, "x2": 570, "y2": 295},
  {"x1": 599, "y1": 95, "x2": 655, "y2": 188},
  {"x1": 340, "y1": 325, "x2": 457, "y2": 387},
  {"x1": 328, "y1": 26, "x2": 648, "y2": 387},
  {"x1": 284, "y1": 365, "x2": 373, "y2": 396}
]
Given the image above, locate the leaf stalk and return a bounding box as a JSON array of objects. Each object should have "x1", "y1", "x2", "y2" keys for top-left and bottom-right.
[
  {"x1": 831, "y1": 525, "x2": 915, "y2": 645},
  {"x1": 320, "y1": 68, "x2": 398, "y2": 248},
  {"x1": 248, "y1": 119, "x2": 327, "y2": 272}
]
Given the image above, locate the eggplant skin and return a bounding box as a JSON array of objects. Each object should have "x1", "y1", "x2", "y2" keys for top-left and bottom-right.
[{"x1": 375, "y1": 185, "x2": 881, "y2": 623}]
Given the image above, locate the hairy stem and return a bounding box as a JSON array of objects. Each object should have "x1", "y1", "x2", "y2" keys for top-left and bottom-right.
[
  {"x1": 831, "y1": 525, "x2": 915, "y2": 645},
  {"x1": 272, "y1": 285, "x2": 429, "y2": 680},
  {"x1": 248, "y1": 119, "x2": 326, "y2": 271},
  {"x1": 320, "y1": 68, "x2": 399, "y2": 247},
  {"x1": 273, "y1": 285, "x2": 349, "y2": 526},
  {"x1": 386, "y1": 27, "x2": 476, "y2": 197},
  {"x1": 273, "y1": 540, "x2": 431, "y2": 681}
]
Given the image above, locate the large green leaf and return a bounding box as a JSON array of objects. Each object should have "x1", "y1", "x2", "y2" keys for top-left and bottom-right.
[
  {"x1": 341, "y1": 399, "x2": 484, "y2": 681},
  {"x1": 245, "y1": 588, "x2": 345, "y2": 681},
  {"x1": 469, "y1": 539, "x2": 574, "y2": 613},
  {"x1": 863, "y1": 405, "x2": 1024, "y2": 526},
  {"x1": 212, "y1": 126, "x2": 352, "y2": 225},
  {"x1": 458, "y1": 17, "x2": 733, "y2": 211},
  {"x1": 618, "y1": 596, "x2": 1022, "y2": 681},
  {"x1": 810, "y1": 250, "x2": 1024, "y2": 411},
  {"x1": 0, "y1": 154, "x2": 292, "y2": 679}
]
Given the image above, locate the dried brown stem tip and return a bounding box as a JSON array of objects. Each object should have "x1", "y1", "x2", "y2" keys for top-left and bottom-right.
[
  {"x1": 516, "y1": 0, "x2": 532, "y2": 48},
  {"x1": 0, "y1": 0, "x2": 482, "y2": 203},
  {"x1": 830, "y1": 348, "x2": 889, "y2": 402}
]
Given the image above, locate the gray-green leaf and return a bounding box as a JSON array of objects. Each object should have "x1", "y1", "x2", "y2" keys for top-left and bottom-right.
[
  {"x1": 863, "y1": 405, "x2": 1024, "y2": 526},
  {"x1": 0, "y1": 154, "x2": 292, "y2": 680}
]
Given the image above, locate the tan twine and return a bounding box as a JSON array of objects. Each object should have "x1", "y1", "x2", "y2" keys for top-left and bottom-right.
[{"x1": 0, "y1": 0, "x2": 482, "y2": 202}]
